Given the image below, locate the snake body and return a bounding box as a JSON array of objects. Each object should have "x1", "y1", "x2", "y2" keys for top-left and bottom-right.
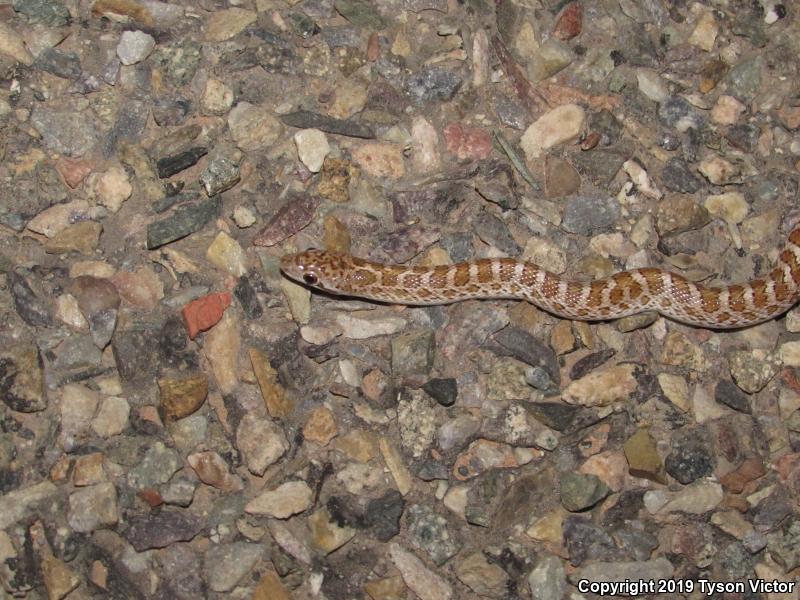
[{"x1": 280, "y1": 227, "x2": 800, "y2": 329}]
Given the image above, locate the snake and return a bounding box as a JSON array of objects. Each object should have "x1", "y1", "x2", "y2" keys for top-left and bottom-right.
[{"x1": 279, "y1": 226, "x2": 800, "y2": 329}]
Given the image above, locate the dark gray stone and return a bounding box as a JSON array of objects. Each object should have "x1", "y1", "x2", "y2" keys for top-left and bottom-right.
[
  {"x1": 561, "y1": 196, "x2": 621, "y2": 235},
  {"x1": 661, "y1": 157, "x2": 702, "y2": 193},
  {"x1": 474, "y1": 211, "x2": 520, "y2": 255},
  {"x1": 200, "y1": 156, "x2": 240, "y2": 196},
  {"x1": 664, "y1": 428, "x2": 715, "y2": 484},
  {"x1": 492, "y1": 327, "x2": 560, "y2": 385},
  {"x1": 406, "y1": 504, "x2": 459, "y2": 565},
  {"x1": 422, "y1": 378, "x2": 457, "y2": 406},
  {"x1": 146, "y1": 197, "x2": 222, "y2": 249},
  {"x1": 8, "y1": 271, "x2": 54, "y2": 327},
  {"x1": 560, "y1": 473, "x2": 610, "y2": 512},
  {"x1": 280, "y1": 110, "x2": 374, "y2": 139},
  {"x1": 405, "y1": 67, "x2": 463, "y2": 104},
  {"x1": 156, "y1": 147, "x2": 208, "y2": 178},
  {"x1": 35, "y1": 48, "x2": 81, "y2": 79},
  {"x1": 12, "y1": 0, "x2": 69, "y2": 25},
  {"x1": 563, "y1": 516, "x2": 621, "y2": 566},
  {"x1": 125, "y1": 511, "x2": 205, "y2": 551},
  {"x1": 715, "y1": 379, "x2": 752, "y2": 414}
]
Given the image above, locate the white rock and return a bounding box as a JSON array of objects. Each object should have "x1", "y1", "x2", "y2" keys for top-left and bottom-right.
[
  {"x1": 520, "y1": 104, "x2": 585, "y2": 159},
  {"x1": 294, "y1": 128, "x2": 330, "y2": 173},
  {"x1": 636, "y1": 69, "x2": 669, "y2": 102},
  {"x1": 116, "y1": 30, "x2": 155, "y2": 65}
]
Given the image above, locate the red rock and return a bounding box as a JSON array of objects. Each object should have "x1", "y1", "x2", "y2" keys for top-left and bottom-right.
[
  {"x1": 443, "y1": 123, "x2": 493, "y2": 161},
  {"x1": 138, "y1": 488, "x2": 164, "y2": 507},
  {"x1": 181, "y1": 292, "x2": 232, "y2": 339},
  {"x1": 56, "y1": 157, "x2": 94, "y2": 188},
  {"x1": 553, "y1": 2, "x2": 582, "y2": 41}
]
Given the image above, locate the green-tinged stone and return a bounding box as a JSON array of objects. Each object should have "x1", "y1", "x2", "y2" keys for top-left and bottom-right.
[
  {"x1": 146, "y1": 197, "x2": 221, "y2": 249},
  {"x1": 13, "y1": 0, "x2": 69, "y2": 26},
  {"x1": 334, "y1": 0, "x2": 386, "y2": 29}
]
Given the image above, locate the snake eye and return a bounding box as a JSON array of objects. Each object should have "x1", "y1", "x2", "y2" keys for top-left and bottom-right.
[{"x1": 303, "y1": 273, "x2": 319, "y2": 285}]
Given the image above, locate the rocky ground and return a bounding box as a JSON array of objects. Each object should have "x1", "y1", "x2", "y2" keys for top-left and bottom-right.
[{"x1": 2, "y1": 0, "x2": 800, "y2": 598}]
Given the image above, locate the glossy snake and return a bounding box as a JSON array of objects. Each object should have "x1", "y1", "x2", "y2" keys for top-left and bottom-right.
[{"x1": 280, "y1": 227, "x2": 800, "y2": 329}]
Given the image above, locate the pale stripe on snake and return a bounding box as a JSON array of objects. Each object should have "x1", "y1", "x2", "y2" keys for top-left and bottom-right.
[{"x1": 279, "y1": 227, "x2": 800, "y2": 329}]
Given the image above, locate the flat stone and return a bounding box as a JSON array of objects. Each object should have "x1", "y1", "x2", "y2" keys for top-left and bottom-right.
[
  {"x1": 181, "y1": 291, "x2": 232, "y2": 339},
  {"x1": 204, "y1": 542, "x2": 262, "y2": 593},
  {"x1": 206, "y1": 231, "x2": 247, "y2": 277},
  {"x1": 521, "y1": 104, "x2": 585, "y2": 159},
  {"x1": 205, "y1": 7, "x2": 257, "y2": 42},
  {"x1": 187, "y1": 451, "x2": 243, "y2": 492},
  {"x1": 228, "y1": 102, "x2": 283, "y2": 150},
  {"x1": 91, "y1": 396, "x2": 130, "y2": 438},
  {"x1": 146, "y1": 197, "x2": 221, "y2": 249},
  {"x1": 389, "y1": 543, "x2": 452, "y2": 600},
  {"x1": 127, "y1": 441, "x2": 182, "y2": 490},
  {"x1": 560, "y1": 472, "x2": 610, "y2": 512},
  {"x1": 236, "y1": 413, "x2": 288, "y2": 475},
  {"x1": 0, "y1": 480, "x2": 58, "y2": 529},
  {"x1": 67, "y1": 482, "x2": 119, "y2": 532},
  {"x1": 406, "y1": 504, "x2": 459, "y2": 565},
  {"x1": 623, "y1": 428, "x2": 666, "y2": 483},
  {"x1": 125, "y1": 510, "x2": 204, "y2": 551},
  {"x1": 245, "y1": 480, "x2": 313, "y2": 518}
]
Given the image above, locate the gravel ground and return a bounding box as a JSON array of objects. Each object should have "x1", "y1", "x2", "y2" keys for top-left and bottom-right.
[{"x1": 2, "y1": 0, "x2": 800, "y2": 598}]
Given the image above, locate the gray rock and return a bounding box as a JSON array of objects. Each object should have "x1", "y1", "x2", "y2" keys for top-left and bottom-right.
[
  {"x1": 153, "y1": 40, "x2": 202, "y2": 86},
  {"x1": 146, "y1": 197, "x2": 221, "y2": 249},
  {"x1": 658, "y1": 96, "x2": 702, "y2": 131},
  {"x1": 560, "y1": 472, "x2": 610, "y2": 512},
  {"x1": 363, "y1": 490, "x2": 404, "y2": 542},
  {"x1": 200, "y1": 156, "x2": 240, "y2": 196},
  {"x1": 0, "y1": 163, "x2": 68, "y2": 231},
  {"x1": 116, "y1": 30, "x2": 156, "y2": 66},
  {"x1": 53, "y1": 334, "x2": 103, "y2": 370},
  {"x1": 35, "y1": 48, "x2": 81, "y2": 79},
  {"x1": 405, "y1": 67, "x2": 463, "y2": 104},
  {"x1": 204, "y1": 542, "x2": 263, "y2": 593},
  {"x1": 474, "y1": 211, "x2": 520, "y2": 255},
  {"x1": 714, "y1": 379, "x2": 751, "y2": 413},
  {"x1": 726, "y1": 56, "x2": 764, "y2": 101},
  {"x1": 67, "y1": 482, "x2": 119, "y2": 533},
  {"x1": 30, "y1": 107, "x2": 101, "y2": 157},
  {"x1": 563, "y1": 517, "x2": 620, "y2": 566},
  {"x1": 661, "y1": 157, "x2": 702, "y2": 193},
  {"x1": 127, "y1": 441, "x2": 182, "y2": 490},
  {"x1": 391, "y1": 330, "x2": 435, "y2": 376},
  {"x1": 422, "y1": 378, "x2": 457, "y2": 406},
  {"x1": 561, "y1": 196, "x2": 621, "y2": 236},
  {"x1": 125, "y1": 510, "x2": 205, "y2": 551},
  {"x1": 397, "y1": 389, "x2": 437, "y2": 458},
  {"x1": 440, "y1": 232, "x2": 474, "y2": 263},
  {"x1": 158, "y1": 544, "x2": 204, "y2": 600},
  {"x1": 406, "y1": 504, "x2": 460, "y2": 565},
  {"x1": 111, "y1": 328, "x2": 160, "y2": 381},
  {"x1": 12, "y1": 0, "x2": 70, "y2": 25},
  {"x1": 528, "y1": 555, "x2": 566, "y2": 600},
  {"x1": 492, "y1": 327, "x2": 560, "y2": 386}
]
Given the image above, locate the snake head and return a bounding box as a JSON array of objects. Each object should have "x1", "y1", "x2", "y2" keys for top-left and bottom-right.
[{"x1": 280, "y1": 249, "x2": 350, "y2": 294}]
